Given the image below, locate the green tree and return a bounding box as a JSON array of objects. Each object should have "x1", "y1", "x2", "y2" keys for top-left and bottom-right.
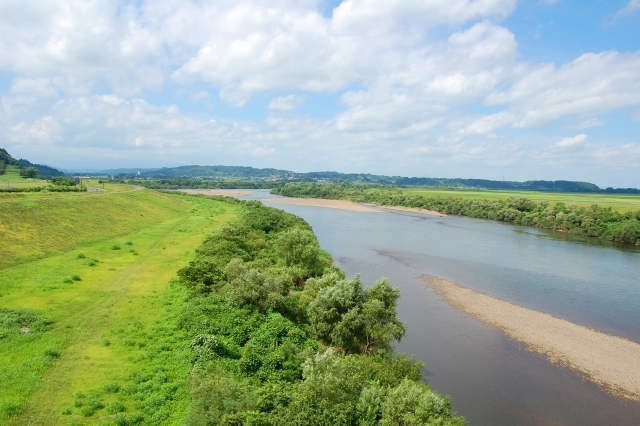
[
  {"x1": 307, "y1": 275, "x2": 406, "y2": 354},
  {"x1": 19, "y1": 167, "x2": 38, "y2": 178},
  {"x1": 275, "y1": 227, "x2": 327, "y2": 277}
]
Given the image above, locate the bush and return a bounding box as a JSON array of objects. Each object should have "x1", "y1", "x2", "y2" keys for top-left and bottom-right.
[
  {"x1": 107, "y1": 401, "x2": 125, "y2": 414},
  {"x1": 111, "y1": 244, "x2": 121, "y2": 250},
  {"x1": 44, "y1": 349, "x2": 60, "y2": 358},
  {"x1": 71, "y1": 274, "x2": 82, "y2": 281},
  {"x1": 104, "y1": 381, "x2": 120, "y2": 393},
  {"x1": 76, "y1": 253, "x2": 86, "y2": 259}
]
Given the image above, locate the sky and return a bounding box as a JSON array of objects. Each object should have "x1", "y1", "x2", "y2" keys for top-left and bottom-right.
[{"x1": 1, "y1": 0, "x2": 639, "y2": 187}]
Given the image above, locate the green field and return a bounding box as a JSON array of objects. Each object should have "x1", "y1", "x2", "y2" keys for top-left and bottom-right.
[
  {"x1": 402, "y1": 188, "x2": 640, "y2": 212},
  {"x1": 0, "y1": 166, "x2": 50, "y2": 189},
  {"x1": 0, "y1": 188, "x2": 239, "y2": 425}
]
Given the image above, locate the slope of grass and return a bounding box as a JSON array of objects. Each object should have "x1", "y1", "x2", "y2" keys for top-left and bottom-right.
[
  {"x1": 402, "y1": 188, "x2": 640, "y2": 212},
  {"x1": 0, "y1": 191, "x2": 239, "y2": 424},
  {"x1": 0, "y1": 165, "x2": 49, "y2": 189},
  {"x1": 0, "y1": 189, "x2": 188, "y2": 269}
]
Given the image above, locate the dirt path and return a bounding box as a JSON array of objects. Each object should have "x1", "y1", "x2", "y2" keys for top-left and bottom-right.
[{"x1": 423, "y1": 275, "x2": 640, "y2": 402}]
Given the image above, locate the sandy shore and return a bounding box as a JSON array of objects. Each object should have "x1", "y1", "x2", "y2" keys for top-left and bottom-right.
[
  {"x1": 423, "y1": 275, "x2": 640, "y2": 402},
  {"x1": 178, "y1": 189, "x2": 252, "y2": 197},
  {"x1": 374, "y1": 205, "x2": 446, "y2": 216},
  {"x1": 261, "y1": 197, "x2": 381, "y2": 212}
]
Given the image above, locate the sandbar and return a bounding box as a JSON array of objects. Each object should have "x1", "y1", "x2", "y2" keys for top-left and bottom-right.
[
  {"x1": 423, "y1": 275, "x2": 640, "y2": 402},
  {"x1": 178, "y1": 189, "x2": 252, "y2": 197},
  {"x1": 261, "y1": 197, "x2": 381, "y2": 212},
  {"x1": 374, "y1": 205, "x2": 446, "y2": 216}
]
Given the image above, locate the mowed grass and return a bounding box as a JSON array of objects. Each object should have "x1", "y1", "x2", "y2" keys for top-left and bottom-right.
[
  {"x1": 0, "y1": 189, "x2": 185, "y2": 269},
  {"x1": 0, "y1": 191, "x2": 239, "y2": 425},
  {"x1": 402, "y1": 188, "x2": 640, "y2": 212},
  {"x1": 0, "y1": 166, "x2": 49, "y2": 189}
]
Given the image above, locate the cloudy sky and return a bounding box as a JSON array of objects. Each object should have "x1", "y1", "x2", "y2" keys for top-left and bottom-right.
[{"x1": 1, "y1": 0, "x2": 639, "y2": 186}]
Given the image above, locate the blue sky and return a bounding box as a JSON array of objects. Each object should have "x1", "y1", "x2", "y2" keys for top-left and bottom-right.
[{"x1": 1, "y1": 0, "x2": 639, "y2": 187}]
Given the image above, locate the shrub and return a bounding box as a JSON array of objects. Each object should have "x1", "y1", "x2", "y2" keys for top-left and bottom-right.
[
  {"x1": 104, "y1": 381, "x2": 120, "y2": 393},
  {"x1": 125, "y1": 241, "x2": 133, "y2": 246},
  {"x1": 87, "y1": 259, "x2": 97, "y2": 266},
  {"x1": 107, "y1": 401, "x2": 125, "y2": 414},
  {"x1": 71, "y1": 275, "x2": 82, "y2": 281},
  {"x1": 111, "y1": 244, "x2": 121, "y2": 250},
  {"x1": 76, "y1": 253, "x2": 86, "y2": 259},
  {"x1": 63, "y1": 278, "x2": 73, "y2": 284},
  {"x1": 44, "y1": 349, "x2": 60, "y2": 358},
  {"x1": 0, "y1": 402, "x2": 22, "y2": 419}
]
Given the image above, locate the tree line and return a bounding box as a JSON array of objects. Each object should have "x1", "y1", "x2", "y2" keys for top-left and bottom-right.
[
  {"x1": 174, "y1": 193, "x2": 465, "y2": 425},
  {"x1": 272, "y1": 183, "x2": 640, "y2": 246}
]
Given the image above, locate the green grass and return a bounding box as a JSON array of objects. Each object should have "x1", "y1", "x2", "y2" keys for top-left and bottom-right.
[
  {"x1": 0, "y1": 189, "x2": 189, "y2": 269},
  {"x1": 0, "y1": 190, "x2": 239, "y2": 425},
  {"x1": 402, "y1": 188, "x2": 640, "y2": 212},
  {"x1": 0, "y1": 166, "x2": 49, "y2": 189}
]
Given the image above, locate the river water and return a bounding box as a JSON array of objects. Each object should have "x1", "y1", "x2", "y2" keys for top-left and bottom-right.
[{"x1": 241, "y1": 190, "x2": 640, "y2": 425}]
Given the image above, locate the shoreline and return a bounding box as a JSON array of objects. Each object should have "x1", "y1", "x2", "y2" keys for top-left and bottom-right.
[
  {"x1": 423, "y1": 275, "x2": 640, "y2": 402},
  {"x1": 260, "y1": 197, "x2": 381, "y2": 212},
  {"x1": 368, "y1": 204, "x2": 446, "y2": 216}
]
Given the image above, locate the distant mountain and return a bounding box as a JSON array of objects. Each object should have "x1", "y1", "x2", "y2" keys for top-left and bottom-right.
[
  {"x1": 112, "y1": 164, "x2": 630, "y2": 193},
  {"x1": 17, "y1": 158, "x2": 64, "y2": 178}
]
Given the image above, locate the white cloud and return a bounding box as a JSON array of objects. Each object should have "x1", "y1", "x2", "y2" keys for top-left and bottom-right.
[
  {"x1": 614, "y1": 0, "x2": 640, "y2": 18},
  {"x1": 253, "y1": 147, "x2": 275, "y2": 156},
  {"x1": 557, "y1": 133, "x2": 587, "y2": 148},
  {"x1": 487, "y1": 51, "x2": 640, "y2": 127},
  {"x1": 268, "y1": 95, "x2": 306, "y2": 111}
]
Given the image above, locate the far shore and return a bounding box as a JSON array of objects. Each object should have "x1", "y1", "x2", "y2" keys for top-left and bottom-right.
[
  {"x1": 178, "y1": 189, "x2": 252, "y2": 197},
  {"x1": 260, "y1": 197, "x2": 381, "y2": 212},
  {"x1": 423, "y1": 275, "x2": 640, "y2": 402},
  {"x1": 368, "y1": 204, "x2": 446, "y2": 216}
]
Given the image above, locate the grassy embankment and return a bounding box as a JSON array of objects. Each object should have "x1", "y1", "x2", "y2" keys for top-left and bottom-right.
[
  {"x1": 402, "y1": 187, "x2": 640, "y2": 213},
  {"x1": 0, "y1": 188, "x2": 239, "y2": 425}
]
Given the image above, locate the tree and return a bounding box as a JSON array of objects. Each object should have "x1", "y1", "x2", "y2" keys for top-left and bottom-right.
[
  {"x1": 19, "y1": 167, "x2": 38, "y2": 178},
  {"x1": 275, "y1": 227, "x2": 327, "y2": 277},
  {"x1": 307, "y1": 275, "x2": 406, "y2": 354}
]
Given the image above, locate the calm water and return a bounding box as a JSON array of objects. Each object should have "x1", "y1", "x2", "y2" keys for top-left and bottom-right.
[{"x1": 243, "y1": 190, "x2": 640, "y2": 425}]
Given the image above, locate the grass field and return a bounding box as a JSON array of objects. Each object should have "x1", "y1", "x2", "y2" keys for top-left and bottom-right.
[
  {"x1": 402, "y1": 188, "x2": 640, "y2": 212},
  {"x1": 0, "y1": 166, "x2": 50, "y2": 189},
  {"x1": 0, "y1": 189, "x2": 239, "y2": 425}
]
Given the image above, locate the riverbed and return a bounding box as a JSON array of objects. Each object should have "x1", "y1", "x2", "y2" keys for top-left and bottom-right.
[{"x1": 237, "y1": 190, "x2": 640, "y2": 425}]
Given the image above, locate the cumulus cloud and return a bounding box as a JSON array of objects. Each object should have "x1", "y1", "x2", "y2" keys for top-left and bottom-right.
[
  {"x1": 0, "y1": 0, "x2": 638, "y2": 185},
  {"x1": 556, "y1": 133, "x2": 587, "y2": 148},
  {"x1": 268, "y1": 95, "x2": 306, "y2": 111},
  {"x1": 487, "y1": 51, "x2": 640, "y2": 127}
]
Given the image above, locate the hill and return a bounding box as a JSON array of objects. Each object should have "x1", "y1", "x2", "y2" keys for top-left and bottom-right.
[
  {"x1": 17, "y1": 159, "x2": 64, "y2": 178},
  {"x1": 0, "y1": 148, "x2": 21, "y2": 175}
]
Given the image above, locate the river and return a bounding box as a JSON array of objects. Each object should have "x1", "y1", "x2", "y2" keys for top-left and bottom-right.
[{"x1": 240, "y1": 190, "x2": 640, "y2": 425}]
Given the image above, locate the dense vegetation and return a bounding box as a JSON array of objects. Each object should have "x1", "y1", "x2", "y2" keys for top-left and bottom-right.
[
  {"x1": 175, "y1": 195, "x2": 465, "y2": 425},
  {"x1": 273, "y1": 183, "x2": 640, "y2": 246}
]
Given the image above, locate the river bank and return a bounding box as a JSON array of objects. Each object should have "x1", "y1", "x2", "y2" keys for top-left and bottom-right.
[{"x1": 424, "y1": 275, "x2": 640, "y2": 402}]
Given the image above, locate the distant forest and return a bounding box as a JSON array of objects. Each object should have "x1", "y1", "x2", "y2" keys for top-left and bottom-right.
[{"x1": 114, "y1": 165, "x2": 638, "y2": 194}]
